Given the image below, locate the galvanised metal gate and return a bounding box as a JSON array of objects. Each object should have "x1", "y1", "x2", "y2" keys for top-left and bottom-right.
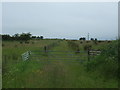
[
  {"x1": 29, "y1": 50, "x2": 88, "y2": 63},
  {"x1": 21, "y1": 50, "x2": 101, "y2": 63}
]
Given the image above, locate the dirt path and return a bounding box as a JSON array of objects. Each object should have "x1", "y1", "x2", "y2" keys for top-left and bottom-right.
[
  {"x1": 40, "y1": 41, "x2": 69, "y2": 88},
  {"x1": 34, "y1": 40, "x2": 88, "y2": 88}
]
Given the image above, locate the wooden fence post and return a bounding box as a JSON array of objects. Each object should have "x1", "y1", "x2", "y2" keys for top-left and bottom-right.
[
  {"x1": 88, "y1": 49, "x2": 90, "y2": 61},
  {"x1": 44, "y1": 46, "x2": 47, "y2": 53},
  {"x1": 87, "y1": 49, "x2": 90, "y2": 71}
]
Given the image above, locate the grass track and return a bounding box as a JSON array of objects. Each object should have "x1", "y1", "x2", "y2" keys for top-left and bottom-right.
[{"x1": 2, "y1": 40, "x2": 118, "y2": 88}]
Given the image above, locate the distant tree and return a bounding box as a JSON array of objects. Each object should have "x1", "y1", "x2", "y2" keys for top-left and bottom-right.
[
  {"x1": 95, "y1": 38, "x2": 97, "y2": 41},
  {"x1": 2, "y1": 32, "x2": 32, "y2": 41},
  {"x1": 40, "y1": 36, "x2": 44, "y2": 39},
  {"x1": 32, "y1": 36, "x2": 37, "y2": 39},
  {"x1": 13, "y1": 33, "x2": 20, "y2": 40},
  {"x1": 94, "y1": 38, "x2": 98, "y2": 45},
  {"x1": 83, "y1": 37, "x2": 86, "y2": 41},
  {"x1": 91, "y1": 38, "x2": 94, "y2": 41},
  {"x1": 79, "y1": 38, "x2": 83, "y2": 40},
  {"x1": 79, "y1": 37, "x2": 86, "y2": 41},
  {"x1": 37, "y1": 36, "x2": 40, "y2": 39},
  {"x1": 2, "y1": 34, "x2": 12, "y2": 40},
  {"x1": 19, "y1": 32, "x2": 32, "y2": 41}
]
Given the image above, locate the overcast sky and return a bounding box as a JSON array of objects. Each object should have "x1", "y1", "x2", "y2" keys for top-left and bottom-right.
[{"x1": 2, "y1": 2, "x2": 118, "y2": 40}]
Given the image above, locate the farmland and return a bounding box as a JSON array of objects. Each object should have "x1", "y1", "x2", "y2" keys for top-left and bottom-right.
[{"x1": 2, "y1": 39, "x2": 118, "y2": 88}]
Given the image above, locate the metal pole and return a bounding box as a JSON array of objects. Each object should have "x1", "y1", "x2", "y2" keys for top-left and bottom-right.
[{"x1": 88, "y1": 33, "x2": 89, "y2": 40}]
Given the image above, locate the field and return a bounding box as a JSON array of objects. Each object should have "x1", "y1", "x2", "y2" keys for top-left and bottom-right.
[{"x1": 2, "y1": 39, "x2": 118, "y2": 88}]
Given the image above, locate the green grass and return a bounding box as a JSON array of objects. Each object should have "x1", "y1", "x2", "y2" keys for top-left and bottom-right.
[
  {"x1": 87, "y1": 40, "x2": 118, "y2": 80},
  {"x1": 2, "y1": 40, "x2": 118, "y2": 88}
]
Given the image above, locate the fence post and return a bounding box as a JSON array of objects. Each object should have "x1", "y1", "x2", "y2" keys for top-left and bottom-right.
[
  {"x1": 44, "y1": 46, "x2": 47, "y2": 53},
  {"x1": 87, "y1": 49, "x2": 90, "y2": 71},
  {"x1": 88, "y1": 49, "x2": 90, "y2": 61}
]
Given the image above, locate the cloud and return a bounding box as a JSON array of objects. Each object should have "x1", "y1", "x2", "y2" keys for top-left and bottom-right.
[{"x1": 2, "y1": 2, "x2": 118, "y2": 40}]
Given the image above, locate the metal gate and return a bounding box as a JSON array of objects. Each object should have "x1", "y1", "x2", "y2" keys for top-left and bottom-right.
[{"x1": 29, "y1": 50, "x2": 88, "y2": 63}]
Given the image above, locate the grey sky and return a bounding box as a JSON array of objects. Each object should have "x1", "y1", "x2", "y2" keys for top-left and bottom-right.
[{"x1": 2, "y1": 2, "x2": 118, "y2": 40}]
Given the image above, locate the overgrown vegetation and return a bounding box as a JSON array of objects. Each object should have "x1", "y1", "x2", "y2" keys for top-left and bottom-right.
[
  {"x1": 2, "y1": 40, "x2": 59, "y2": 75},
  {"x1": 67, "y1": 41, "x2": 79, "y2": 51},
  {"x1": 87, "y1": 40, "x2": 118, "y2": 79},
  {"x1": 83, "y1": 44, "x2": 92, "y2": 51},
  {"x1": 2, "y1": 38, "x2": 118, "y2": 88}
]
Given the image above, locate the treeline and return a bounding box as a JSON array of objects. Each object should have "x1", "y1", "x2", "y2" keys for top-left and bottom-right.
[
  {"x1": 79, "y1": 37, "x2": 97, "y2": 41},
  {"x1": 1, "y1": 33, "x2": 44, "y2": 41}
]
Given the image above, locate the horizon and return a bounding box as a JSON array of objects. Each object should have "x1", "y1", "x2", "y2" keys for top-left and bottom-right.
[{"x1": 1, "y1": 32, "x2": 117, "y2": 40}]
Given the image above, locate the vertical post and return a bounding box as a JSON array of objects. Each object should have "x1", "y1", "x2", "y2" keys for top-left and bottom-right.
[
  {"x1": 87, "y1": 49, "x2": 90, "y2": 71},
  {"x1": 44, "y1": 46, "x2": 47, "y2": 53},
  {"x1": 88, "y1": 33, "x2": 89, "y2": 41},
  {"x1": 28, "y1": 51, "x2": 30, "y2": 59},
  {"x1": 88, "y1": 49, "x2": 90, "y2": 61}
]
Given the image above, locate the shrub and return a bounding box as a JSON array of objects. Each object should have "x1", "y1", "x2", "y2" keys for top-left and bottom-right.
[
  {"x1": 67, "y1": 41, "x2": 79, "y2": 51},
  {"x1": 32, "y1": 42, "x2": 34, "y2": 44},
  {"x1": 2, "y1": 44, "x2": 5, "y2": 47},
  {"x1": 14, "y1": 45, "x2": 18, "y2": 48},
  {"x1": 87, "y1": 40, "x2": 118, "y2": 79},
  {"x1": 80, "y1": 41, "x2": 83, "y2": 44},
  {"x1": 86, "y1": 41, "x2": 90, "y2": 43},
  {"x1": 25, "y1": 41, "x2": 29, "y2": 44},
  {"x1": 107, "y1": 41, "x2": 112, "y2": 43},
  {"x1": 83, "y1": 44, "x2": 92, "y2": 51},
  {"x1": 20, "y1": 41, "x2": 23, "y2": 44}
]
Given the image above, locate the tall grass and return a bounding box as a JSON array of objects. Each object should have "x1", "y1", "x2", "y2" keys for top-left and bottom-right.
[
  {"x1": 2, "y1": 39, "x2": 118, "y2": 88},
  {"x1": 2, "y1": 40, "x2": 59, "y2": 74},
  {"x1": 67, "y1": 41, "x2": 79, "y2": 51},
  {"x1": 87, "y1": 40, "x2": 118, "y2": 79}
]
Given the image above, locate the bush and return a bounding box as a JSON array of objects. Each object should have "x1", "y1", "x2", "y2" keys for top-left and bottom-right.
[
  {"x1": 32, "y1": 42, "x2": 34, "y2": 44},
  {"x1": 14, "y1": 45, "x2": 18, "y2": 47},
  {"x1": 25, "y1": 41, "x2": 29, "y2": 44},
  {"x1": 2, "y1": 44, "x2": 5, "y2": 47},
  {"x1": 83, "y1": 44, "x2": 92, "y2": 51},
  {"x1": 67, "y1": 41, "x2": 79, "y2": 51},
  {"x1": 87, "y1": 40, "x2": 118, "y2": 79},
  {"x1": 80, "y1": 41, "x2": 83, "y2": 44},
  {"x1": 20, "y1": 41, "x2": 23, "y2": 44},
  {"x1": 86, "y1": 41, "x2": 90, "y2": 43}
]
